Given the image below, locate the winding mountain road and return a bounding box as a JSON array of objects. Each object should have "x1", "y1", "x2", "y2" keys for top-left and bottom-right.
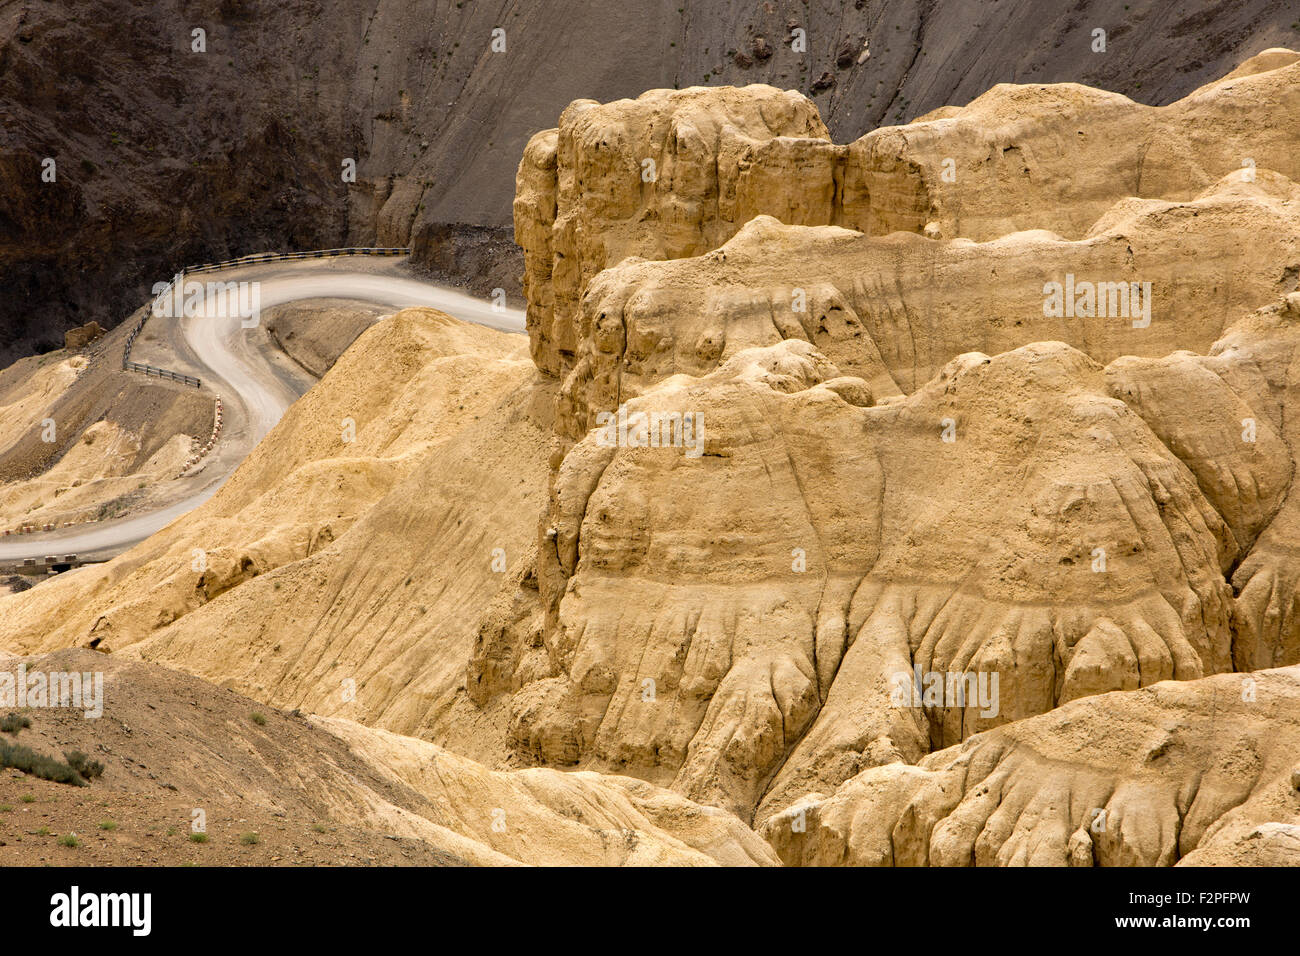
[{"x1": 0, "y1": 259, "x2": 525, "y2": 563}]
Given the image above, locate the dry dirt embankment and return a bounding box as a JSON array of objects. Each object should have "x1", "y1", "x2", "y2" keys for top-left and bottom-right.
[
  {"x1": 0, "y1": 650, "x2": 775, "y2": 866},
  {"x1": 265, "y1": 299, "x2": 391, "y2": 378}
]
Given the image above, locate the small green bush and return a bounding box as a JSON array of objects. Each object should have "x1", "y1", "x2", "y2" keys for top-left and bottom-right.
[
  {"x1": 63, "y1": 751, "x2": 104, "y2": 780},
  {"x1": 0, "y1": 713, "x2": 31, "y2": 734},
  {"x1": 189, "y1": 831, "x2": 208, "y2": 843},
  {"x1": 249, "y1": 712, "x2": 267, "y2": 726},
  {"x1": 0, "y1": 741, "x2": 86, "y2": 786},
  {"x1": 239, "y1": 832, "x2": 260, "y2": 846},
  {"x1": 58, "y1": 834, "x2": 78, "y2": 847}
]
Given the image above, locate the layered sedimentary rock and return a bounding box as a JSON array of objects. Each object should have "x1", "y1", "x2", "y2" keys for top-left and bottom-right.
[
  {"x1": 493, "y1": 51, "x2": 1300, "y2": 833},
  {"x1": 760, "y1": 665, "x2": 1300, "y2": 867},
  {"x1": 552, "y1": 172, "x2": 1300, "y2": 438},
  {"x1": 514, "y1": 85, "x2": 829, "y2": 378},
  {"x1": 499, "y1": 339, "x2": 1238, "y2": 818},
  {"x1": 840, "y1": 47, "x2": 1300, "y2": 242},
  {"x1": 516, "y1": 50, "x2": 1300, "y2": 395}
]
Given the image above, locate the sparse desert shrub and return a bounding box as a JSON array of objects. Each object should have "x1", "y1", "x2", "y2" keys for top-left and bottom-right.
[
  {"x1": 249, "y1": 712, "x2": 267, "y2": 726},
  {"x1": 99, "y1": 820, "x2": 117, "y2": 831},
  {"x1": 58, "y1": 834, "x2": 78, "y2": 847},
  {"x1": 94, "y1": 497, "x2": 129, "y2": 521},
  {"x1": 0, "y1": 713, "x2": 31, "y2": 734},
  {"x1": 239, "y1": 832, "x2": 260, "y2": 845},
  {"x1": 189, "y1": 832, "x2": 208, "y2": 843},
  {"x1": 0, "y1": 742, "x2": 87, "y2": 786},
  {"x1": 63, "y1": 750, "x2": 104, "y2": 780}
]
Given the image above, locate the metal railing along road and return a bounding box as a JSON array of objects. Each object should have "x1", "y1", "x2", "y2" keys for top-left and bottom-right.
[
  {"x1": 183, "y1": 247, "x2": 410, "y2": 274},
  {"x1": 120, "y1": 247, "x2": 411, "y2": 388},
  {"x1": 122, "y1": 360, "x2": 201, "y2": 387}
]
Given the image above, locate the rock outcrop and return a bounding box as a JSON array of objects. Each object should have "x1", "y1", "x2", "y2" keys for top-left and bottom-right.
[
  {"x1": 504, "y1": 339, "x2": 1238, "y2": 818},
  {"x1": 62, "y1": 321, "x2": 105, "y2": 351},
  {"x1": 482, "y1": 54, "x2": 1300, "y2": 829},
  {"x1": 516, "y1": 50, "x2": 1300, "y2": 403},
  {"x1": 550, "y1": 172, "x2": 1300, "y2": 438},
  {"x1": 514, "y1": 85, "x2": 830, "y2": 378},
  {"x1": 760, "y1": 665, "x2": 1300, "y2": 867}
]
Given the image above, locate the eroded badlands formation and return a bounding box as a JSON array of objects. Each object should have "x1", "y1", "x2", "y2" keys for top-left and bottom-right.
[
  {"x1": 4, "y1": 50, "x2": 1300, "y2": 865},
  {"x1": 0, "y1": 318, "x2": 214, "y2": 536}
]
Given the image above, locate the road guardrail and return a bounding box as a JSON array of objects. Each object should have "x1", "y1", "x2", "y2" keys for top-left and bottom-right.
[
  {"x1": 120, "y1": 247, "x2": 411, "y2": 388},
  {"x1": 123, "y1": 361, "x2": 202, "y2": 387}
]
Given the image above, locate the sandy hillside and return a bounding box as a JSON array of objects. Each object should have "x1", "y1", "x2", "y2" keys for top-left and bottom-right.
[
  {"x1": 0, "y1": 649, "x2": 774, "y2": 866},
  {"x1": 0, "y1": 316, "x2": 212, "y2": 537},
  {"x1": 0, "y1": 306, "x2": 553, "y2": 767}
]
